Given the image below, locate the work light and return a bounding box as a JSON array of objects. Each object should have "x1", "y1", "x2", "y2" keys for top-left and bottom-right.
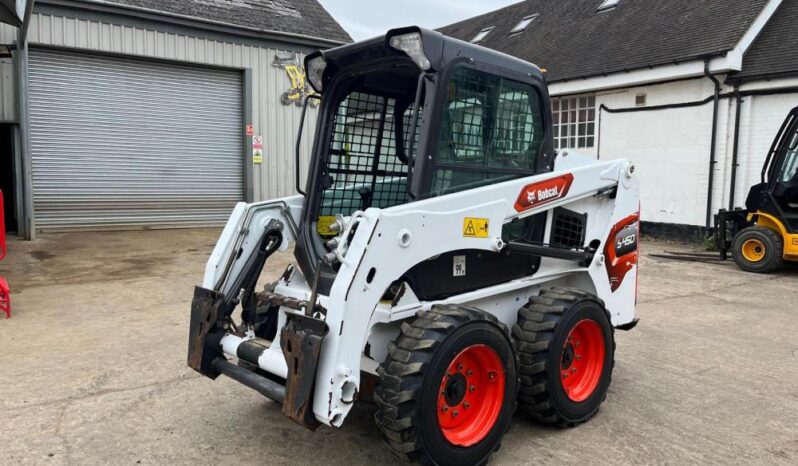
[
  {"x1": 389, "y1": 32, "x2": 431, "y2": 70},
  {"x1": 306, "y1": 55, "x2": 327, "y2": 92}
]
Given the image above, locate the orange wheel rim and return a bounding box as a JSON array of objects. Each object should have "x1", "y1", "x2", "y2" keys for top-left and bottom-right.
[
  {"x1": 436, "y1": 344, "x2": 505, "y2": 447},
  {"x1": 561, "y1": 319, "x2": 605, "y2": 402},
  {"x1": 741, "y1": 239, "x2": 766, "y2": 263}
]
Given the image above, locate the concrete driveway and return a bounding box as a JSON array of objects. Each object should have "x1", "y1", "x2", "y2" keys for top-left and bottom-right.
[{"x1": 0, "y1": 229, "x2": 796, "y2": 465}]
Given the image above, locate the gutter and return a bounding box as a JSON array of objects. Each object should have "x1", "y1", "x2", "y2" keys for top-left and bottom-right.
[
  {"x1": 39, "y1": 0, "x2": 349, "y2": 48},
  {"x1": 703, "y1": 60, "x2": 721, "y2": 232}
]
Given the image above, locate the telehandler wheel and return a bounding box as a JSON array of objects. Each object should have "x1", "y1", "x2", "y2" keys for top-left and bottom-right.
[
  {"x1": 732, "y1": 226, "x2": 784, "y2": 273},
  {"x1": 374, "y1": 304, "x2": 518, "y2": 466},
  {"x1": 513, "y1": 288, "x2": 614, "y2": 427}
]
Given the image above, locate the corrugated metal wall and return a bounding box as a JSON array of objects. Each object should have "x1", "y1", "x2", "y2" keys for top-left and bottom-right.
[
  {"x1": 28, "y1": 49, "x2": 244, "y2": 229},
  {"x1": 0, "y1": 22, "x2": 17, "y2": 122},
  {"x1": 26, "y1": 12, "x2": 318, "y2": 203}
]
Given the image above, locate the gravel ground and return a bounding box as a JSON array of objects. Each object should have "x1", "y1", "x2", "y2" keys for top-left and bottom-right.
[{"x1": 0, "y1": 229, "x2": 796, "y2": 465}]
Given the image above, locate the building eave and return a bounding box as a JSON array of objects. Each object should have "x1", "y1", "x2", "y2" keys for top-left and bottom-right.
[
  {"x1": 546, "y1": 0, "x2": 783, "y2": 97},
  {"x1": 39, "y1": 0, "x2": 348, "y2": 49}
]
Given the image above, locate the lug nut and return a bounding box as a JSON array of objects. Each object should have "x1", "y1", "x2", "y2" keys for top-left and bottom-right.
[
  {"x1": 469, "y1": 385, "x2": 475, "y2": 392},
  {"x1": 442, "y1": 406, "x2": 448, "y2": 412},
  {"x1": 464, "y1": 402, "x2": 470, "y2": 409},
  {"x1": 452, "y1": 411, "x2": 459, "y2": 417},
  {"x1": 467, "y1": 370, "x2": 473, "y2": 376}
]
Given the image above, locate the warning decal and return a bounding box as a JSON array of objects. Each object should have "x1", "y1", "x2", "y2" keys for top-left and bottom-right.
[
  {"x1": 317, "y1": 216, "x2": 338, "y2": 237},
  {"x1": 463, "y1": 218, "x2": 489, "y2": 238}
]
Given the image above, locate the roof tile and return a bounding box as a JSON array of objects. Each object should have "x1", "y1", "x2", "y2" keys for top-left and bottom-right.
[
  {"x1": 439, "y1": 0, "x2": 770, "y2": 82},
  {"x1": 734, "y1": 0, "x2": 798, "y2": 81},
  {"x1": 107, "y1": 0, "x2": 352, "y2": 44}
]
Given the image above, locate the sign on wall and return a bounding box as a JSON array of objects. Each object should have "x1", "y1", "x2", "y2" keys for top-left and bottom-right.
[
  {"x1": 253, "y1": 135, "x2": 263, "y2": 164},
  {"x1": 273, "y1": 52, "x2": 318, "y2": 107}
]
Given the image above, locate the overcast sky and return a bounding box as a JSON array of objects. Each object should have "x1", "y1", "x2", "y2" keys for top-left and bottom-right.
[{"x1": 317, "y1": 0, "x2": 522, "y2": 41}]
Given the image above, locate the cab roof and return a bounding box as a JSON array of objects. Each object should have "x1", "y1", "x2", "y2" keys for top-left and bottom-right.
[{"x1": 305, "y1": 26, "x2": 546, "y2": 92}]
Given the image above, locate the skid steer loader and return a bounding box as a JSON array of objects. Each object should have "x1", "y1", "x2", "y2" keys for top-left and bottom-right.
[
  {"x1": 716, "y1": 106, "x2": 798, "y2": 273},
  {"x1": 188, "y1": 27, "x2": 640, "y2": 465}
]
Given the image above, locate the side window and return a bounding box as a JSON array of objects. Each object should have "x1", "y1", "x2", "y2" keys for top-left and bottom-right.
[
  {"x1": 431, "y1": 67, "x2": 545, "y2": 196},
  {"x1": 777, "y1": 130, "x2": 798, "y2": 183}
]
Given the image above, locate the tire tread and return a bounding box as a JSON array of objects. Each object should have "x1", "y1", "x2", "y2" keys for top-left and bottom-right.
[
  {"x1": 374, "y1": 304, "x2": 514, "y2": 464},
  {"x1": 513, "y1": 287, "x2": 615, "y2": 428}
]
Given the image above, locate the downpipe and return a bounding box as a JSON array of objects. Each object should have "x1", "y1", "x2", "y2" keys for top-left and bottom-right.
[
  {"x1": 704, "y1": 60, "x2": 721, "y2": 233},
  {"x1": 729, "y1": 84, "x2": 742, "y2": 211}
]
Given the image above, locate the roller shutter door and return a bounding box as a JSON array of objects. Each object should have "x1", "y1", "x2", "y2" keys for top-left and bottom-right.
[{"x1": 28, "y1": 49, "x2": 244, "y2": 230}]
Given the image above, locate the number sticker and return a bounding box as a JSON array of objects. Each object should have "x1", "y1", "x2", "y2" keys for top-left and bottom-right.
[{"x1": 453, "y1": 255, "x2": 466, "y2": 277}]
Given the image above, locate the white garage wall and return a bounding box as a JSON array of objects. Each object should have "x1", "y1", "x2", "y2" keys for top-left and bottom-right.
[{"x1": 25, "y1": 11, "x2": 320, "y2": 203}]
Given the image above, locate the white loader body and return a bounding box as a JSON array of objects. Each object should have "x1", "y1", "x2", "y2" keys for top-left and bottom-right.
[{"x1": 202, "y1": 150, "x2": 639, "y2": 427}]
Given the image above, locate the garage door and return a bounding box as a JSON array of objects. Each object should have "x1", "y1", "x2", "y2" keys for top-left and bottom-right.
[{"x1": 28, "y1": 49, "x2": 244, "y2": 230}]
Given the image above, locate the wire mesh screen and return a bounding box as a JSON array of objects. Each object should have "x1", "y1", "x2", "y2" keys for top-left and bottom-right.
[
  {"x1": 432, "y1": 67, "x2": 545, "y2": 196},
  {"x1": 320, "y1": 92, "x2": 417, "y2": 218},
  {"x1": 551, "y1": 208, "x2": 587, "y2": 249}
]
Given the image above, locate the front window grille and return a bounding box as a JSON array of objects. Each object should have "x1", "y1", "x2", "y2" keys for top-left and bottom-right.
[{"x1": 319, "y1": 91, "x2": 420, "y2": 218}]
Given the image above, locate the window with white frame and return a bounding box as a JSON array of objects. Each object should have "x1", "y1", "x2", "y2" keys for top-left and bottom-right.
[{"x1": 552, "y1": 95, "x2": 596, "y2": 150}]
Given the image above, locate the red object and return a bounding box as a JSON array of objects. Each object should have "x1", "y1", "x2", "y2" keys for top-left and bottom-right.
[
  {"x1": 0, "y1": 276, "x2": 9, "y2": 319},
  {"x1": 0, "y1": 189, "x2": 5, "y2": 261},
  {"x1": 436, "y1": 344, "x2": 506, "y2": 447},
  {"x1": 603, "y1": 213, "x2": 640, "y2": 292},
  {"x1": 0, "y1": 189, "x2": 9, "y2": 319},
  {"x1": 514, "y1": 173, "x2": 574, "y2": 212},
  {"x1": 560, "y1": 319, "x2": 606, "y2": 402}
]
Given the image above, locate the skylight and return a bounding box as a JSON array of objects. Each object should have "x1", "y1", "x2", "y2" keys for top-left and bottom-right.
[
  {"x1": 471, "y1": 27, "x2": 495, "y2": 44},
  {"x1": 510, "y1": 14, "x2": 539, "y2": 34},
  {"x1": 597, "y1": 0, "x2": 620, "y2": 12}
]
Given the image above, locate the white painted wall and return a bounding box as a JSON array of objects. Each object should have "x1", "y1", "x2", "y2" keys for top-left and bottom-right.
[
  {"x1": 589, "y1": 78, "x2": 725, "y2": 226},
  {"x1": 731, "y1": 92, "x2": 798, "y2": 209},
  {"x1": 573, "y1": 76, "x2": 798, "y2": 227}
]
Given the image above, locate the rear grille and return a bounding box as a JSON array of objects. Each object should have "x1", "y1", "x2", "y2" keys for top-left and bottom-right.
[{"x1": 551, "y1": 208, "x2": 586, "y2": 249}]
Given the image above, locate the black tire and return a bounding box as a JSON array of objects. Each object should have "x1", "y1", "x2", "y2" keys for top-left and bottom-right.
[
  {"x1": 732, "y1": 226, "x2": 784, "y2": 273},
  {"x1": 374, "y1": 304, "x2": 518, "y2": 466},
  {"x1": 513, "y1": 287, "x2": 614, "y2": 427}
]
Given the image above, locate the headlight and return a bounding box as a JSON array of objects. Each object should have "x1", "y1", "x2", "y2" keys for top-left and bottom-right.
[
  {"x1": 306, "y1": 55, "x2": 327, "y2": 92},
  {"x1": 389, "y1": 32, "x2": 431, "y2": 70}
]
